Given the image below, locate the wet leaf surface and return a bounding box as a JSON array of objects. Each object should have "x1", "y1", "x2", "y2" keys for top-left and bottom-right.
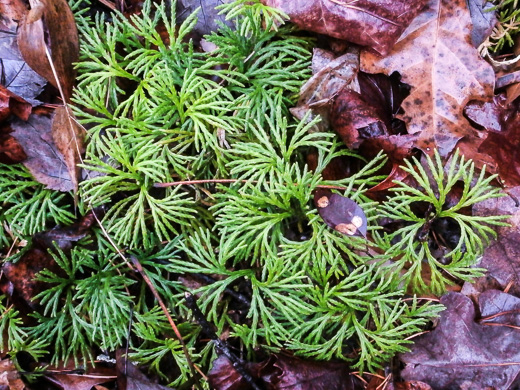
[
  {"x1": 0, "y1": 85, "x2": 31, "y2": 122},
  {"x1": 0, "y1": 7, "x2": 47, "y2": 105},
  {"x1": 474, "y1": 97, "x2": 520, "y2": 187},
  {"x1": 401, "y1": 292, "x2": 520, "y2": 389},
  {"x1": 465, "y1": 186, "x2": 520, "y2": 298},
  {"x1": 260, "y1": 0, "x2": 428, "y2": 55},
  {"x1": 208, "y1": 354, "x2": 362, "y2": 390},
  {"x1": 176, "y1": 0, "x2": 234, "y2": 40},
  {"x1": 10, "y1": 108, "x2": 74, "y2": 191},
  {"x1": 361, "y1": 0, "x2": 495, "y2": 156},
  {"x1": 46, "y1": 366, "x2": 116, "y2": 390},
  {"x1": 314, "y1": 189, "x2": 367, "y2": 237}
]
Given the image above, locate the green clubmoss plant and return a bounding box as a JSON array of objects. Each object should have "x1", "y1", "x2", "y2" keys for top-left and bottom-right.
[
  {"x1": 374, "y1": 149, "x2": 509, "y2": 295},
  {"x1": 0, "y1": 0, "x2": 510, "y2": 385}
]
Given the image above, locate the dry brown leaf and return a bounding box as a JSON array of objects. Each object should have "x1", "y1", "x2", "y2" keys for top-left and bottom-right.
[
  {"x1": 0, "y1": 359, "x2": 25, "y2": 390},
  {"x1": 52, "y1": 106, "x2": 85, "y2": 193},
  {"x1": 361, "y1": 0, "x2": 495, "y2": 156},
  {"x1": 17, "y1": 0, "x2": 79, "y2": 102},
  {"x1": 290, "y1": 47, "x2": 359, "y2": 132}
]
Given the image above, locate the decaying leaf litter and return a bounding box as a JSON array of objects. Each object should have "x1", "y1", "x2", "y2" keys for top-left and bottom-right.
[{"x1": 0, "y1": 0, "x2": 519, "y2": 388}]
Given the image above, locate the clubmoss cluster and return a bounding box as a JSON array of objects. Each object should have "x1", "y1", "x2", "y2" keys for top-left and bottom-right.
[{"x1": 0, "y1": 0, "x2": 509, "y2": 386}]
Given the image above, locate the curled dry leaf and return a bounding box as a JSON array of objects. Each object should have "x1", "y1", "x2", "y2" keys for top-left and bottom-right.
[
  {"x1": 17, "y1": 0, "x2": 79, "y2": 102},
  {"x1": 260, "y1": 0, "x2": 428, "y2": 55},
  {"x1": 361, "y1": 0, "x2": 495, "y2": 156},
  {"x1": 314, "y1": 189, "x2": 367, "y2": 237},
  {"x1": 0, "y1": 0, "x2": 47, "y2": 105},
  {"x1": 290, "y1": 47, "x2": 359, "y2": 132}
]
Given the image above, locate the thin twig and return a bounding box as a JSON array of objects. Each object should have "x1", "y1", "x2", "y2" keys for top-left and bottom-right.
[
  {"x1": 130, "y1": 256, "x2": 202, "y2": 388},
  {"x1": 155, "y1": 179, "x2": 348, "y2": 191}
]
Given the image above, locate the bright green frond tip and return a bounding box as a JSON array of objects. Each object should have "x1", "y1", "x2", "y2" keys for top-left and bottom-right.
[{"x1": 375, "y1": 149, "x2": 509, "y2": 295}]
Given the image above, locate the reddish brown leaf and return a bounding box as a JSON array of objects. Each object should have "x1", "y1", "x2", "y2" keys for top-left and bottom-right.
[
  {"x1": 331, "y1": 88, "x2": 386, "y2": 149},
  {"x1": 260, "y1": 0, "x2": 428, "y2": 55},
  {"x1": 0, "y1": 125, "x2": 27, "y2": 164},
  {"x1": 17, "y1": 0, "x2": 79, "y2": 102},
  {"x1": 52, "y1": 106, "x2": 86, "y2": 193},
  {"x1": 10, "y1": 108, "x2": 73, "y2": 191},
  {"x1": 0, "y1": 85, "x2": 32, "y2": 122},
  {"x1": 401, "y1": 292, "x2": 520, "y2": 389},
  {"x1": 361, "y1": 0, "x2": 495, "y2": 156},
  {"x1": 314, "y1": 189, "x2": 367, "y2": 237}
]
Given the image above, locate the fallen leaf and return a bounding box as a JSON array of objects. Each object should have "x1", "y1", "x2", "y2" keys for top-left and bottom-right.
[
  {"x1": 208, "y1": 354, "x2": 362, "y2": 390},
  {"x1": 479, "y1": 289, "x2": 520, "y2": 327},
  {"x1": 468, "y1": 96, "x2": 520, "y2": 186},
  {"x1": 260, "y1": 0, "x2": 429, "y2": 55},
  {"x1": 0, "y1": 9, "x2": 47, "y2": 105},
  {"x1": 290, "y1": 47, "x2": 359, "y2": 132},
  {"x1": 401, "y1": 292, "x2": 520, "y2": 389},
  {"x1": 46, "y1": 368, "x2": 116, "y2": 390},
  {"x1": 0, "y1": 358, "x2": 25, "y2": 390},
  {"x1": 52, "y1": 106, "x2": 86, "y2": 193},
  {"x1": 0, "y1": 85, "x2": 32, "y2": 122},
  {"x1": 116, "y1": 350, "x2": 170, "y2": 390},
  {"x1": 331, "y1": 88, "x2": 385, "y2": 149},
  {"x1": 0, "y1": 125, "x2": 27, "y2": 163},
  {"x1": 361, "y1": 0, "x2": 496, "y2": 156},
  {"x1": 464, "y1": 186, "x2": 520, "y2": 298},
  {"x1": 467, "y1": 0, "x2": 497, "y2": 47},
  {"x1": 10, "y1": 108, "x2": 73, "y2": 191},
  {"x1": 17, "y1": 0, "x2": 79, "y2": 102},
  {"x1": 330, "y1": 71, "x2": 416, "y2": 196},
  {"x1": 176, "y1": 0, "x2": 234, "y2": 40},
  {"x1": 314, "y1": 189, "x2": 367, "y2": 237}
]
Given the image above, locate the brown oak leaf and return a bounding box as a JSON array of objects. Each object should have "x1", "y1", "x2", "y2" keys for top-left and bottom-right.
[{"x1": 361, "y1": 0, "x2": 495, "y2": 156}]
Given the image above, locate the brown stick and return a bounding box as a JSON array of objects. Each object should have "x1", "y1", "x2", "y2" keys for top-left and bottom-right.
[
  {"x1": 154, "y1": 179, "x2": 348, "y2": 191},
  {"x1": 130, "y1": 256, "x2": 203, "y2": 388}
]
